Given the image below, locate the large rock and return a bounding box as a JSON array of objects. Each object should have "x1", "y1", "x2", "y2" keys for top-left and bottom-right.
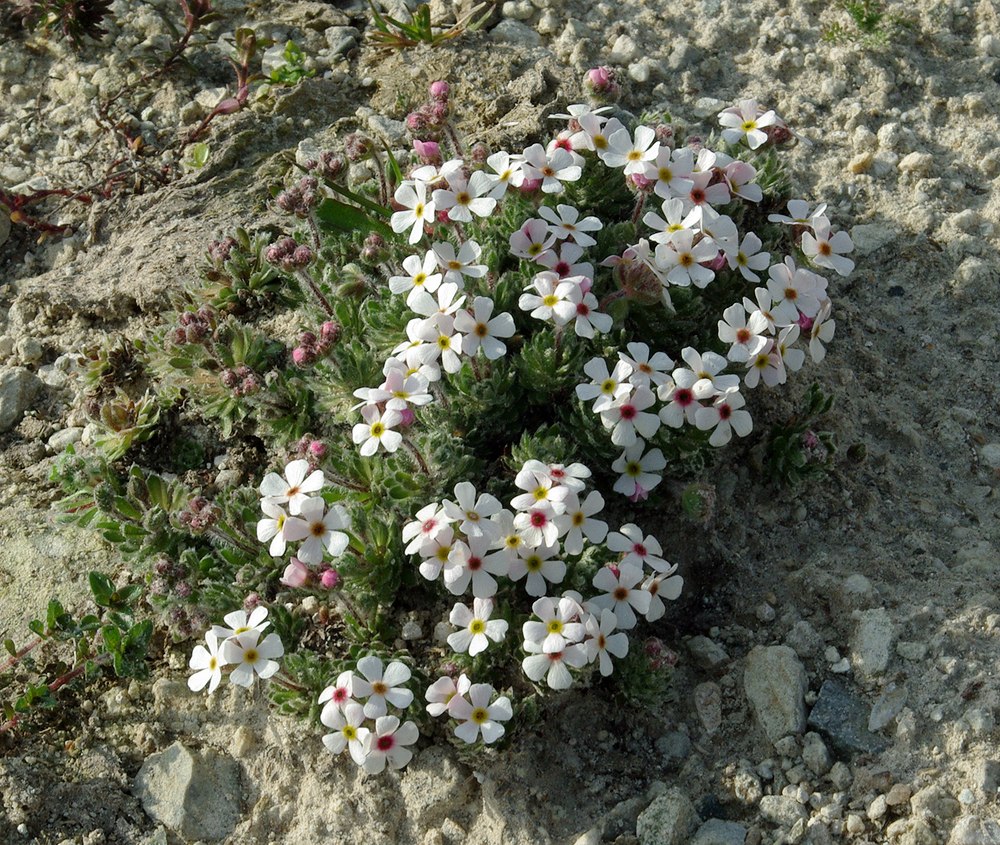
[
  {"x1": 743, "y1": 646, "x2": 807, "y2": 744},
  {"x1": 0, "y1": 367, "x2": 40, "y2": 432},
  {"x1": 949, "y1": 816, "x2": 1000, "y2": 845},
  {"x1": 133, "y1": 742, "x2": 241, "y2": 842},
  {"x1": 636, "y1": 788, "x2": 701, "y2": 845},
  {"x1": 692, "y1": 818, "x2": 748, "y2": 845},
  {"x1": 807, "y1": 680, "x2": 889, "y2": 756},
  {"x1": 850, "y1": 608, "x2": 895, "y2": 678}
]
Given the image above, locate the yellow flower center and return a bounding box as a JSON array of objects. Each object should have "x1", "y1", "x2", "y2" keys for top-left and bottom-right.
[
  {"x1": 470, "y1": 619, "x2": 486, "y2": 634},
  {"x1": 244, "y1": 648, "x2": 259, "y2": 663},
  {"x1": 525, "y1": 555, "x2": 542, "y2": 572},
  {"x1": 371, "y1": 422, "x2": 386, "y2": 437},
  {"x1": 543, "y1": 294, "x2": 559, "y2": 307},
  {"x1": 414, "y1": 273, "x2": 426, "y2": 286},
  {"x1": 546, "y1": 619, "x2": 563, "y2": 635},
  {"x1": 471, "y1": 707, "x2": 489, "y2": 724},
  {"x1": 342, "y1": 725, "x2": 357, "y2": 740},
  {"x1": 372, "y1": 681, "x2": 388, "y2": 695}
]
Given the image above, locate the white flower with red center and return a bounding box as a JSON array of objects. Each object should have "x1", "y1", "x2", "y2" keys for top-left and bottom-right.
[
  {"x1": 546, "y1": 130, "x2": 585, "y2": 167},
  {"x1": 511, "y1": 464, "x2": 571, "y2": 515},
  {"x1": 600, "y1": 125, "x2": 660, "y2": 175},
  {"x1": 413, "y1": 313, "x2": 464, "y2": 374},
  {"x1": 390, "y1": 180, "x2": 436, "y2": 245},
  {"x1": 809, "y1": 300, "x2": 835, "y2": 363},
  {"x1": 569, "y1": 113, "x2": 623, "y2": 154},
  {"x1": 522, "y1": 595, "x2": 586, "y2": 654},
  {"x1": 560, "y1": 490, "x2": 608, "y2": 555},
  {"x1": 319, "y1": 670, "x2": 358, "y2": 722},
  {"x1": 544, "y1": 461, "x2": 591, "y2": 493},
  {"x1": 612, "y1": 442, "x2": 666, "y2": 499},
  {"x1": 718, "y1": 99, "x2": 778, "y2": 149},
  {"x1": 600, "y1": 385, "x2": 660, "y2": 447},
  {"x1": 767, "y1": 257, "x2": 822, "y2": 322},
  {"x1": 642, "y1": 569, "x2": 683, "y2": 622},
  {"x1": 508, "y1": 542, "x2": 566, "y2": 595},
  {"x1": 512, "y1": 505, "x2": 562, "y2": 549},
  {"x1": 188, "y1": 631, "x2": 228, "y2": 694},
  {"x1": 521, "y1": 143, "x2": 582, "y2": 193},
  {"x1": 718, "y1": 302, "x2": 770, "y2": 363},
  {"x1": 352, "y1": 405, "x2": 404, "y2": 457},
  {"x1": 644, "y1": 197, "x2": 699, "y2": 245},
  {"x1": 654, "y1": 229, "x2": 718, "y2": 288},
  {"x1": 726, "y1": 232, "x2": 770, "y2": 282},
  {"x1": 489, "y1": 509, "x2": 527, "y2": 562},
  {"x1": 802, "y1": 216, "x2": 855, "y2": 277},
  {"x1": 378, "y1": 365, "x2": 433, "y2": 411},
  {"x1": 576, "y1": 357, "x2": 634, "y2": 413},
  {"x1": 657, "y1": 369, "x2": 706, "y2": 427},
  {"x1": 282, "y1": 497, "x2": 351, "y2": 564},
  {"x1": 389, "y1": 250, "x2": 442, "y2": 307},
  {"x1": 444, "y1": 536, "x2": 510, "y2": 597},
  {"x1": 644, "y1": 147, "x2": 695, "y2": 200},
  {"x1": 564, "y1": 285, "x2": 612, "y2": 339},
  {"x1": 509, "y1": 218, "x2": 557, "y2": 260},
  {"x1": 433, "y1": 170, "x2": 497, "y2": 222},
  {"x1": 695, "y1": 389, "x2": 754, "y2": 446},
  {"x1": 361, "y1": 716, "x2": 419, "y2": 773},
  {"x1": 607, "y1": 523, "x2": 669, "y2": 571},
  {"x1": 259, "y1": 459, "x2": 324, "y2": 516},
  {"x1": 590, "y1": 562, "x2": 651, "y2": 629},
  {"x1": 619, "y1": 341, "x2": 674, "y2": 388},
  {"x1": 221, "y1": 630, "x2": 284, "y2": 687},
  {"x1": 354, "y1": 655, "x2": 414, "y2": 719},
  {"x1": 432, "y1": 239, "x2": 488, "y2": 287},
  {"x1": 211, "y1": 606, "x2": 271, "y2": 640},
  {"x1": 537, "y1": 203, "x2": 603, "y2": 247},
  {"x1": 582, "y1": 609, "x2": 629, "y2": 676},
  {"x1": 450, "y1": 683, "x2": 512, "y2": 744},
  {"x1": 447, "y1": 597, "x2": 509, "y2": 656},
  {"x1": 744, "y1": 340, "x2": 785, "y2": 389},
  {"x1": 454, "y1": 296, "x2": 515, "y2": 360},
  {"x1": 681, "y1": 346, "x2": 741, "y2": 395},
  {"x1": 257, "y1": 501, "x2": 290, "y2": 557},
  {"x1": 417, "y1": 526, "x2": 456, "y2": 582},
  {"x1": 321, "y1": 701, "x2": 369, "y2": 765},
  {"x1": 776, "y1": 324, "x2": 806, "y2": 372},
  {"x1": 485, "y1": 150, "x2": 525, "y2": 200},
  {"x1": 535, "y1": 233, "x2": 587, "y2": 269},
  {"x1": 425, "y1": 673, "x2": 471, "y2": 717},
  {"x1": 767, "y1": 199, "x2": 828, "y2": 227},
  {"x1": 402, "y1": 502, "x2": 452, "y2": 555},
  {"x1": 723, "y1": 159, "x2": 763, "y2": 203},
  {"x1": 678, "y1": 169, "x2": 731, "y2": 214},
  {"x1": 518, "y1": 272, "x2": 576, "y2": 324},
  {"x1": 522, "y1": 640, "x2": 587, "y2": 690}
]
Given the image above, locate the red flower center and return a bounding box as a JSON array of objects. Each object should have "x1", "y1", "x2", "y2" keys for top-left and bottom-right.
[
  {"x1": 675, "y1": 388, "x2": 693, "y2": 406},
  {"x1": 634, "y1": 543, "x2": 647, "y2": 557},
  {"x1": 468, "y1": 556, "x2": 483, "y2": 571},
  {"x1": 576, "y1": 302, "x2": 590, "y2": 316},
  {"x1": 530, "y1": 511, "x2": 547, "y2": 527},
  {"x1": 619, "y1": 404, "x2": 637, "y2": 420},
  {"x1": 719, "y1": 404, "x2": 732, "y2": 420},
  {"x1": 376, "y1": 735, "x2": 394, "y2": 752}
]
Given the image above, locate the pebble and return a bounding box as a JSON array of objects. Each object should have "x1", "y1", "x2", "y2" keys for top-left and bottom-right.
[
  {"x1": 759, "y1": 795, "x2": 808, "y2": 827},
  {"x1": 910, "y1": 784, "x2": 960, "y2": 820},
  {"x1": 867, "y1": 794, "x2": 887, "y2": 821},
  {"x1": 16, "y1": 337, "x2": 42, "y2": 364},
  {"x1": 687, "y1": 635, "x2": 730, "y2": 670},
  {"x1": 885, "y1": 784, "x2": 912, "y2": 806},
  {"x1": 868, "y1": 683, "x2": 907, "y2": 731},
  {"x1": 694, "y1": 682, "x2": 722, "y2": 735},
  {"x1": 981, "y1": 34, "x2": 1000, "y2": 57},
  {"x1": 47, "y1": 426, "x2": 84, "y2": 452},
  {"x1": 490, "y1": 19, "x2": 542, "y2": 46},
  {"x1": 401, "y1": 620, "x2": 423, "y2": 640},
  {"x1": 848, "y1": 152, "x2": 874, "y2": 173},
  {"x1": 802, "y1": 732, "x2": 832, "y2": 777},
  {"x1": 896, "y1": 641, "x2": 928, "y2": 661},
  {"x1": 850, "y1": 608, "x2": 895, "y2": 678},
  {"x1": 743, "y1": 645, "x2": 807, "y2": 745},
  {"x1": 850, "y1": 223, "x2": 897, "y2": 256},
  {"x1": 655, "y1": 731, "x2": 691, "y2": 768},
  {"x1": 978, "y1": 443, "x2": 1000, "y2": 470},
  {"x1": 636, "y1": 789, "x2": 700, "y2": 845},
  {"x1": 691, "y1": 818, "x2": 747, "y2": 845},
  {"x1": 845, "y1": 814, "x2": 865, "y2": 835},
  {"x1": 898, "y1": 152, "x2": 933, "y2": 176},
  {"x1": 0, "y1": 367, "x2": 41, "y2": 433},
  {"x1": 807, "y1": 680, "x2": 889, "y2": 756},
  {"x1": 609, "y1": 34, "x2": 639, "y2": 63}
]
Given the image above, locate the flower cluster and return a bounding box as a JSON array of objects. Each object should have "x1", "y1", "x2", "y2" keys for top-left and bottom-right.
[{"x1": 188, "y1": 606, "x2": 284, "y2": 693}]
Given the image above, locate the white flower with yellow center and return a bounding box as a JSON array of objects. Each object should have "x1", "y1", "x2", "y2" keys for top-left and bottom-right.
[
  {"x1": 433, "y1": 170, "x2": 497, "y2": 222},
  {"x1": 390, "y1": 179, "x2": 436, "y2": 245},
  {"x1": 258, "y1": 458, "x2": 324, "y2": 516},
  {"x1": 321, "y1": 701, "x2": 369, "y2": 765},
  {"x1": 576, "y1": 357, "x2": 635, "y2": 413},
  {"x1": 508, "y1": 542, "x2": 566, "y2": 596},
  {"x1": 281, "y1": 496, "x2": 352, "y2": 565},
  {"x1": 221, "y1": 629, "x2": 284, "y2": 687},
  {"x1": 600, "y1": 125, "x2": 660, "y2": 175},
  {"x1": 454, "y1": 296, "x2": 516, "y2": 360},
  {"x1": 353, "y1": 655, "x2": 414, "y2": 719},
  {"x1": 188, "y1": 631, "x2": 229, "y2": 694},
  {"x1": 389, "y1": 250, "x2": 442, "y2": 308},
  {"x1": 432, "y1": 239, "x2": 488, "y2": 287},
  {"x1": 352, "y1": 405, "x2": 404, "y2": 457},
  {"x1": 211, "y1": 606, "x2": 271, "y2": 641},
  {"x1": 718, "y1": 99, "x2": 778, "y2": 150},
  {"x1": 582, "y1": 608, "x2": 629, "y2": 677},
  {"x1": 256, "y1": 501, "x2": 290, "y2": 557},
  {"x1": 425, "y1": 673, "x2": 471, "y2": 717},
  {"x1": 518, "y1": 272, "x2": 576, "y2": 324},
  {"x1": 485, "y1": 150, "x2": 525, "y2": 200},
  {"x1": 447, "y1": 598, "x2": 508, "y2": 656},
  {"x1": 522, "y1": 595, "x2": 586, "y2": 654},
  {"x1": 559, "y1": 490, "x2": 608, "y2": 556},
  {"x1": 450, "y1": 683, "x2": 512, "y2": 744}
]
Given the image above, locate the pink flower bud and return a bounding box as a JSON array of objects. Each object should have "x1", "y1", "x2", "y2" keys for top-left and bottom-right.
[
  {"x1": 429, "y1": 80, "x2": 450, "y2": 100},
  {"x1": 413, "y1": 139, "x2": 442, "y2": 165},
  {"x1": 628, "y1": 482, "x2": 650, "y2": 503},
  {"x1": 796, "y1": 312, "x2": 814, "y2": 332},
  {"x1": 397, "y1": 407, "x2": 416, "y2": 428},
  {"x1": 607, "y1": 563, "x2": 620, "y2": 579},
  {"x1": 435, "y1": 208, "x2": 451, "y2": 223},
  {"x1": 654, "y1": 124, "x2": 674, "y2": 145},
  {"x1": 243, "y1": 592, "x2": 262, "y2": 611},
  {"x1": 292, "y1": 346, "x2": 316, "y2": 367},
  {"x1": 280, "y1": 558, "x2": 311, "y2": 589},
  {"x1": 628, "y1": 172, "x2": 655, "y2": 192},
  {"x1": 706, "y1": 251, "x2": 727, "y2": 271},
  {"x1": 579, "y1": 277, "x2": 593, "y2": 295},
  {"x1": 406, "y1": 111, "x2": 428, "y2": 133},
  {"x1": 585, "y1": 66, "x2": 611, "y2": 88},
  {"x1": 519, "y1": 177, "x2": 543, "y2": 194},
  {"x1": 308, "y1": 440, "x2": 327, "y2": 459},
  {"x1": 583, "y1": 66, "x2": 620, "y2": 102},
  {"x1": 320, "y1": 568, "x2": 340, "y2": 589},
  {"x1": 428, "y1": 101, "x2": 449, "y2": 124},
  {"x1": 470, "y1": 143, "x2": 489, "y2": 164}
]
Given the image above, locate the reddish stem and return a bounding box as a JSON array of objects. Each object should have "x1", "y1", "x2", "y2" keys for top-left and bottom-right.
[{"x1": 0, "y1": 637, "x2": 43, "y2": 675}]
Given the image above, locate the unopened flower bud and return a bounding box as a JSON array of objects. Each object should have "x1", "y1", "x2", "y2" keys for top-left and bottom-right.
[
  {"x1": 765, "y1": 123, "x2": 792, "y2": 145},
  {"x1": 175, "y1": 580, "x2": 193, "y2": 598},
  {"x1": 413, "y1": 138, "x2": 442, "y2": 166},
  {"x1": 583, "y1": 66, "x2": 620, "y2": 102},
  {"x1": 628, "y1": 172, "x2": 655, "y2": 193},
  {"x1": 171, "y1": 327, "x2": 188, "y2": 345},
  {"x1": 428, "y1": 101, "x2": 449, "y2": 124},
  {"x1": 429, "y1": 80, "x2": 450, "y2": 101},
  {"x1": 320, "y1": 568, "x2": 340, "y2": 589},
  {"x1": 470, "y1": 143, "x2": 489, "y2": 164},
  {"x1": 319, "y1": 321, "x2": 341, "y2": 348},
  {"x1": 221, "y1": 368, "x2": 239, "y2": 389},
  {"x1": 318, "y1": 150, "x2": 346, "y2": 180},
  {"x1": 405, "y1": 111, "x2": 428, "y2": 134},
  {"x1": 654, "y1": 123, "x2": 674, "y2": 145},
  {"x1": 280, "y1": 558, "x2": 311, "y2": 588},
  {"x1": 519, "y1": 177, "x2": 543, "y2": 195},
  {"x1": 208, "y1": 236, "x2": 237, "y2": 264},
  {"x1": 398, "y1": 407, "x2": 416, "y2": 428},
  {"x1": 707, "y1": 251, "x2": 727, "y2": 271},
  {"x1": 344, "y1": 132, "x2": 372, "y2": 162},
  {"x1": 292, "y1": 245, "x2": 314, "y2": 267},
  {"x1": 308, "y1": 440, "x2": 327, "y2": 459},
  {"x1": 292, "y1": 346, "x2": 316, "y2": 367}
]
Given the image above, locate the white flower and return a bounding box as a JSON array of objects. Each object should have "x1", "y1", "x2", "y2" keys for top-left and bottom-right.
[
  {"x1": 612, "y1": 443, "x2": 666, "y2": 499},
  {"x1": 321, "y1": 700, "x2": 369, "y2": 765},
  {"x1": 654, "y1": 230, "x2": 717, "y2": 288},
  {"x1": 256, "y1": 501, "x2": 290, "y2": 557},
  {"x1": 282, "y1": 497, "x2": 351, "y2": 565},
  {"x1": 390, "y1": 180, "x2": 436, "y2": 245},
  {"x1": 318, "y1": 670, "x2": 359, "y2": 722},
  {"x1": 600, "y1": 125, "x2": 659, "y2": 175},
  {"x1": 447, "y1": 598, "x2": 508, "y2": 656},
  {"x1": 718, "y1": 99, "x2": 778, "y2": 149},
  {"x1": 537, "y1": 204, "x2": 603, "y2": 247},
  {"x1": 188, "y1": 631, "x2": 228, "y2": 693},
  {"x1": 767, "y1": 257, "x2": 822, "y2": 322},
  {"x1": 535, "y1": 241, "x2": 594, "y2": 279},
  {"x1": 644, "y1": 148, "x2": 694, "y2": 200},
  {"x1": 522, "y1": 640, "x2": 587, "y2": 690},
  {"x1": 433, "y1": 170, "x2": 496, "y2": 222},
  {"x1": 681, "y1": 346, "x2": 741, "y2": 395},
  {"x1": 211, "y1": 606, "x2": 271, "y2": 641},
  {"x1": 802, "y1": 216, "x2": 855, "y2": 277},
  {"x1": 425, "y1": 673, "x2": 471, "y2": 717},
  {"x1": 221, "y1": 630, "x2": 284, "y2": 687},
  {"x1": 644, "y1": 197, "x2": 699, "y2": 245},
  {"x1": 590, "y1": 562, "x2": 650, "y2": 629},
  {"x1": 485, "y1": 150, "x2": 525, "y2": 199},
  {"x1": 560, "y1": 491, "x2": 608, "y2": 555},
  {"x1": 657, "y1": 370, "x2": 704, "y2": 428},
  {"x1": 600, "y1": 386, "x2": 660, "y2": 447},
  {"x1": 569, "y1": 113, "x2": 623, "y2": 154},
  {"x1": 680, "y1": 170, "x2": 731, "y2": 214},
  {"x1": 389, "y1": 251, "x2": 442, "y2": 307},
  {"x1": 410, "y1": 280, "x2": 466, "y2": 319},
  {"x1": 416, "y1": 526, "x2": 455, "y2": 582},
  {"x1": 744, "y1": 340, "x2": 785, "y2": 389},
  {"x1": 726, "y1": 232, "x2": 770, "y2": 282},
  {"x1": 718, "y1": 302, "x2": 770, "y2": 362},
  {"x1": 694, "y1": 205, "x2": 739, "y2": 256},
  {"x1": 378, "y1": 365, "x2": 433, "y2": 411},
  {"x1": 402, "y1": 502, "x2": 452, "y2": 555},
  {"x1": 454, "y1": 297, "x2": 515, "y2": 360},
  {"x1": 432, "y1": 240, "x2": 488, "y2": 286},
  {"x1": 521, "y1": 143, "x2": 582, "y2": 193},
  {"x1": 489, "y1": 509, "x2": 527, "y2": 562},
  {"x1": 522, "y1": 595, "x2": 586, "y2": 654},
  {"x1": 412, "y1": 313, "x2": 464, "y2": 374},
  {"x1": 509, "y1": 218, "x2": 556, "y2": 260},
  {"x1": 518, "y1": 273, "x2": 576, "y2": 324},
  {"x1": 259, "y1": 459, "x2": 324, "y2": 516},
  {"x1": 583, "y1": 609, "x2": 629, "y2": 676},
  {"x1": 444, "y1": 536, "x2": 510, "y2": 598},
  {"x1": 508, "y1": 542, "x2": 566, "y2": 595},
  {"x1": 450, "y1": 683, "x2": 512, "y2": 744},
  {"x1": 619, "y1": 342, "x2": 673, "y2": 388},
  {"x1": 361, "y1": 716, "x2": 419, "y2": 773},
  {"x1": 809, "y1": 300, "x2": 835, "y2": 363},
  {"x1": 767, "y1": 199, "x2": 828, "y2": 227},
  {"x1": 512, "y1": 462, "x2": 571, "y2": 514},
  {"x1": 642, "y1": 570, "x2": 683, "y2": 622},
  {"x1": 776, "y1": 324, "x2": 806, "y2": 372},
  {"x1": 352, "y1": 406, "x2": 403, "y2": 457},
  {"x1": 695, "y1": 389, "x2": 754, "y2": 446},
  {"x1": 544, "y1": 461, "x2": 591, "y2": 492},
  {"x1": 576, "y1": 357, "x2": 634, "y2": 413},
  {"x1": 354, "y1": 655, "x2": 414, "y2": 719},
  {"x1": 565, "y1": 284, "x2": 613, "y2": 338},
  {"x1": 607, "y1": 523, "x2": 669, "y2": 572},
  {"x1": 442, "y1": 481, "x2": 502, "y2": 538},
  {"x1": 743, "y1": 286, "x2": 780, "y2": 333}
]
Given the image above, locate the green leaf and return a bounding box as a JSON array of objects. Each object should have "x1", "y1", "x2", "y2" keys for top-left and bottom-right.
[
  {"x1": 45, "y1": 600, "x2": 64, "y2": 632},
  {"x1": 28, "y1": 619, "x2": 44, "y2": 637},
  {"x1": 89, "y1": 572, "x2": 115, "y2": 607},
  {"x1": 3, "y1": 638, "x2": 15, "y2": 656},
  {"x1": 101, "y1": 625, "x2": 122, "y2": 654}
]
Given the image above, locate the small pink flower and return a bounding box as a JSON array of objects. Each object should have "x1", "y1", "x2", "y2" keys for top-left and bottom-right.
[
  {"x1": 280, "y1": 557, "x2": 311, "y2": 588},
  {"x1": 413, "y1": 139, "x2": 442, "y2": 165}
]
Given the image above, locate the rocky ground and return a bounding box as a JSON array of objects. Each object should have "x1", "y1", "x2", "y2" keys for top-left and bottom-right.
[{"x1": 2, "y1": 0, "x2": 1000, "y2": 843}]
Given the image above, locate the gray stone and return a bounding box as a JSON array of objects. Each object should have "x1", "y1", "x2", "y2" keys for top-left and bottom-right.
[
  {"x1": 636, "y1": 789, "x2": 701, "y2": 845},
  {"x1": 807, "y1": 680, "x2": 889, "y2": 756},
  {"x1": 399, "y1": 747, "x2": 474, "y2": 828},
  {"x1": 668, "y1": 40, "x2": 703, "y2": 71},
  {"x1": 850, "y1": 608, "x2": 895, "y2": 678},
  {"x1": 759, "y1": 795, "x2": 808, "y2": 827},
  {"x1": 802, "y1": 732, "x2": 832, "y2": 776},
  {"x1": 324, "y1": 25, "x2": 358, "y2": 55},
  {"x1": 910, "y1": 784, "x2": 960, "y2": 821},
  {"x1": 655, "y1": 731, "x2": 691, "y2": 768},
  {"x1": 47, "y1": 426, "x2": 84, "y2": 452},
  {"x1": 949, "y1": 816, "x2": 1000, "y2": 845},
  {"x1": 973, "y1": 760, "x2": 1000, "y2": 797},
  {"x1": 692, "y1": 818, "x2": 747, "y2": 845},
  {"x1": 0, "y1": 367, "x2": 41, "y2": 432},
  {"x1": 609, "y1": 34, "x2": 639, "y2": 63},
  {"x1": 490, "y1": 19, "x2": 542, "y2": 46},
  {"x1": 133, "y1": 742, "x2": 241, "y2": 842},
  {"x1": 688, "y1": 635, "x2": 730, "y2": 669},
  {"x1": 694, "y1": 682, "x2": 722, "y2": 734},
  {"x1": 849, "y1": 223, "x2": 896, "y2": 257},
  {"x1": 785, "y1": 621, "x2": 824, "y2": 659},
  {"x1": 743, "y1": 645, "x2": 808, "y2": 744},
  {"x1": 868, "y1": 683, "x2": 907, "y2": 731}
]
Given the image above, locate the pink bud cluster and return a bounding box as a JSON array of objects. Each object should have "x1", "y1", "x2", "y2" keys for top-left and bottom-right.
[
  {"x1": 291, "y1": 321, "x2": 341, "y2": 367},
  {"x1": 275, "y1": 176, "x2": 320, "y2": 216},
  {"x1": 178, "y1": 495, "x2": 222, "y2": 533},
  {"x1": 170, "y1": 306, "x2": 215, "y2": 345},
  {"x1": 405, "y1": 81, "x2": 451, "y2": 137},
  {"x1": 265, "y1": 237, "x2": 314, "y2": 271},
  {"x1": 220, "y1": 364, "x2": 262, "y2": 396}
]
